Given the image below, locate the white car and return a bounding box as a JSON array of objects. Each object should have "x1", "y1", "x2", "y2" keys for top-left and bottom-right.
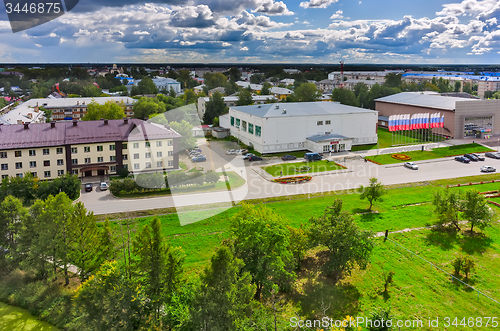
[
  {"x1": 480, "y1": 166, "x2": 496, "y2": 173},
  {"x1": 100, "y1": 182, "x2": 109, "y2": 191},
  {"x1": 404, "y1": 162, "x2": 418, "y2": 170},
  {"x1": 242, "y1": 153, "x2": 255, "y2": 160},
  {"x1": 226, "y1": 149, "x2": 237, "y2": 155}
]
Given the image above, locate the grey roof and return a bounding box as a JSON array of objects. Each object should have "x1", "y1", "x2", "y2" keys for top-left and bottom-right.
[
  {"x1": 0, "y1": 119, "x2": 181, "y2": 150},
  {"x1": 344, "y1": 79, "x2": 378, "y2": 85},
  {"x1": 318, "y1": 79, "x2": 337, "y2": 84},
  {"x1": 231, "y1": 102, "x2": 374, "y2": 118},
  {"x1": 307, "y1": 133, "x2": 349, "y2": 142},
  {"x1": 375, "y1": 92, "x2": 475, "y2": 111},
  {"x1": 378, "y1": 115, "x2": 389, "y2": 121}
]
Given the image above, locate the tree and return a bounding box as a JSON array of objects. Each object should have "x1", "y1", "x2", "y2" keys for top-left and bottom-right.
[
  {"x1": 367, "y1": 307, "x2": 394, "y2": 331},
  {"x1": 212, "y1": 116, "x2": 219, "y2": 127},
  {"x1": 484, "y1": 90, "x2": 494, "y2": 99},
  {"x1": 287, "y1": 224, "x2": 308, "y2": 270},
  {"x1": 293, "y1": 82, "x2": 321, "y2": 102},
  {"x1": 433, "y1": 189, "x2": 462, "y2": 231},
  {"x1": 331, "y1": 88, "x2": 359, "y2": 107},
  {"x1": 204, "y1": 170, "x2": 220, "y2": 184},
  {"x1": 192, "y1": 246, "x2": 255, "y2": 330},
  {"x1": 82, "y1": 84, "x2": 102, "y2": 97},
  {"x1": 383, "y1": 73, "x2": 402, "y2": 88},
  {"x1": 454, "y1": 81, "x2": 462, "y2": 93},
  {"x1": 260, "y1": 82, "x2": 271, "y2": 95},
  {"x1": 0, "y1": 196, "x2": 27, "y2": 253},
  {"x1": 203, "y1": 91, "x2": 227, "y2": 125},
  {"x1": 230, "y1": 204, "x2": 295, "y2": 300},
  {"x1": 236, "y1": 89, "x2": 254, "y2": 106},
  {"x1": 204, "y1": 72, "x2": 228, "y2": 90},
  {"x1": 250, "y1": 73, "x2": 264, "y2": 84},
  {"x1": 462, "y1": 190, "x2": 492, "y2": 235},
  {"x1": 132, "y1": 97, "x2": 166, "y2": 119},
  {"x1": 131, "y1": 76, "x2": 158, "y2": 96},
  {"x1": 82, "y1": 101, "x2": 126, "y2": 121},
  {"x1": 226, "y1": 67, "x2": 241, "y2": 83},
  {"x1": 132, "y1": 217, "x2": 184, "y2": 326},
  {"x1": 452, "y1": 255, "x2": 475, "y2": 279},
  {"x1": 169, "y1": 120, "x2": 197, "y2": 151},
  {"x1": 309, "y1": 200, "x2": 374, "y2": 282},
  {"x1": 73, "y1": 261, "x2": 147, "y2": 331},
  {"x1": 183, "y1": 89, "x2": 197, "y2": 104},
  {"x1": 359, "y1": 177, "x2": 386, "y2": 211}
]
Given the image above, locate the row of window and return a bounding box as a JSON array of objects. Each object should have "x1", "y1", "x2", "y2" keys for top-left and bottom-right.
[
  {"x1": 72, "y1": 145, "x2": 116, "y2": 154},
  {"x1": 317, "y1": 120, "x2": 332, "y2": 126},
  {"x1": 1, "y1": 159, "x2": 65, "y2": 170},
  {"x1": 1, "y1": 166, "x2": 123, "y2": 181},
  {"x1": 230, "y1": 117, "x2": 262, "y2": 137},
  {"x1": 132, "y1": 151, "x2": 173, "y2": 159},
  {"x1": 1, "y1": 148, "x2": 64, "y2": 158},
  {"x1": 132, "y1": 160, "x2": 173, "y2": 169}
]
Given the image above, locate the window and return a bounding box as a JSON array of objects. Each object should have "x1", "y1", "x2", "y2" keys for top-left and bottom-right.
[
  {"x1": 157, "y1": 161, "x2": 163, "y2": 167},
  {"x1": 122, "y1": 143, "x2": 127, "y2": 149},
  {"x1": 145, "y1": 142, "x2": 150, "y2": 148},
  {"x1": 58, "y1": 170, "x2": 64, "y2": 176},
  {"x1": 123, "y1": 164, "x2": 128, "y2": 170},
  {"x1": 110, "y1": 156, "x2": 116, "y2": 162},
  {"x1": 109, "y1": 144, "x2": 115, "y2": 151},
  {"x1": 85, "y1": 158, "x2": 91, "y2": 164},
  {"x1": 43, "y1": 148, "x2": 50, "y2": 155},
  {"x1": 145, "y1": 162, "x2": 151, "y2": 168},
  {"x1": 134, "y1": 163, "x2": 140, "y2": 169},
  {"x1": 168, "y1": 151, "x2": 173, "y2": 156},
  {"x1": 31, "y1": 172, "x2": 37, "y2": 177},
  {"x1": 97, "y1": 146, "x2": 103, "y2": 152},
  {"x1": 134, "y1": 153, "x2": 139, "y2": 159},
  {"x1": 230, "y1": 116, "x2": 235, "y2": 126},
  {"x1": 323, "y1": 145, "x2": 330, "y2": 152},
  {"x1": 56, "y1": 147, "x2": 63, "y2": 154},
  {"x1": 168, "y1": 160, "x2": 173, "y2": 166},
  {"x1": 248, "y1": 123, "x2": 254, "y2": 134},
  {"x1": 317, "y1": 121, "x2": 323, "y2": 125},
  {"x1": 72, "y1": 159, "x2": 78, "y2": 165},
  {"x1": 71, "y1": 147, "x2": 78, "y2": 154},
  {"x1": 16, "y1": 173, "x2": 23, "y2": 178},
  {"x1": 242, "y1": 121, "x2": 247, "y2": 131},
  {"x1": 0, "y1": 152, "x2": 6, "y2": 158},
  {"x1": 157, "y1": 152, "x2": 163, "y2": 158},
  {"x1": 325, "y1": 120, "x2": 331, "y2": 125},
  {"x1": 44, "y1": 171, "x2": 51, "y2": 178},
  {"x1": 110, "y1": 166, "x2": 116, "y2": 172},
  {"x1": 255, "y1": 126, "x2": 261, "y2": 137},
  {"x1": 72, "y1": 169, "x2": 78, "y2": 175},
  {"x1": 15, "y1": 151, "x2": 22, "y2": 157},
  {"x1": 29, "y1": 150, "x2": 36, "y2": 156},
  {"x1": 156, "y1": 141, "x2": 162, "y2": 147},
  {"x1": 15, "y1": 162, "x2": 22, "y2": 169},
  {"x1": 30, "y1": 161, "x2": 36, "y2": 168},
  {"x1": 145, "y1": 152, "x2": 151, "y2": 159},
  {"x1": 84, "y1": 146, "x2": 90, "y2": 153},
  {"x1": 235, "y1": 118, "x2": 240, "y2": 127},
  {"x1": 44, "y1": 160, "x2": 50, "y2": 167},
  {"x1": 1, "y1": 164, "x2": 7, "y2": 170},
  {"x1": 1, "y1": 175, "x2": 8, "y2": 179},
  {"x1": 123, "y1": 154, "x2": 128, "y2": 160},
  {"x1": 168, "y1": 140, "x2": 173, "y2": 146},
  {"x1": 97, "y1": 157, "x2": 104, "y2": 163},
  {"x1": 57, "y1": 159, "x2": 64, "y2": 166},
  {"x1": 133, "y1": 142, "x2": 139, "y2": 149}
]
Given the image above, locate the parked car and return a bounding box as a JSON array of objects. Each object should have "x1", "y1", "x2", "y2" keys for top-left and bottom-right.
[
  {"x1": 455, "y1": 156, "x2": 470, "y2": 163},
  {"x1": 189, "y1": 148, "x2": 202, "y2": 153},
  {"x1": 226, "y1": 149, "x2": 237, "y2": 155},
  {"x1": 189, "y1": 152, "x2": 203, "y2": 158},
  {"x1": 192, "y1": 156, "x2": 207, "y2": 162},
  {"x1": 248, "y1": 156, "x2": 263, "y2": 161},
  {"x1": 100, "y1": 182, "x2": 108, "y2": 191},
  {"x1": 304, "y1": 152, "x2": 322, "y2": 161},
  {"x1": 464, "y1": 154, "x2": 479, "y2": 162},
  {"x1": 84, "y1": 183, "x2": 93, "y2": 192},
  {"x1": 485, "y1": 152, "x2": 500, "y2": 159},
  {"x1": 404, "y1": 162, "x2": 418, "y2": 170},
  {"x1": 481, "y1": 166, "x2": 496, "y2": 172},
  {"x1": 189, "y1": 150, "x2": 201, "y2": 156},
  {"x1": 281, "y1": 155, "x2": 297, "y2": 161},
  {"x1": 471, "y1": 153, "x2": 485, "y2": 161},
  {"x1": 242, "y1": 153, "x2": 255, "y2": 160}
]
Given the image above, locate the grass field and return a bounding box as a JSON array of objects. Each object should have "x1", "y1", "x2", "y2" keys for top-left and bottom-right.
[
  {"x1": 262, "y1": 160, "x2": 345, "y2": 177},
  {"x1": 352, "y1": 127, "x2": 445, "y2": 151},
  {"x1": 0, "y1": 302, "x2": 60, "y2": 331},
  {"x1": 366, "y1": 143, "x2": 494, "y2": 165}
]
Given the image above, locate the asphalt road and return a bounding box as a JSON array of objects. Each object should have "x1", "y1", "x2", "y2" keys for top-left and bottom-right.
[{"x1": 79, "y1": 155, "x2": 499, "y2": 216}]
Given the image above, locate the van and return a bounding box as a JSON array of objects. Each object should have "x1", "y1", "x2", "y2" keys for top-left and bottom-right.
[{"x1": 304, "y1": 152, "x2": 322, "y2": 161}]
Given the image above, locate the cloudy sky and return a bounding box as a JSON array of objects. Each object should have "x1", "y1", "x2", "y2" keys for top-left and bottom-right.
[{"x1": 0, "y1": 0, "x2": 499, "y2": 63}]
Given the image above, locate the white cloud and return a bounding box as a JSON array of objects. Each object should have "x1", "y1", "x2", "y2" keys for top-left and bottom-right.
[
  {"x1": 240, "y1": 46, "x2": 249, "y2": 51},
  {"x1": 330, "y1": 10, "x2": 344, "y2": 20},
  {"x1": 253, "y1": 0, "x2": 294, "y2": 15},
  {"x1": 299, "y1": 0, "x2": 338, "y2": 9}
]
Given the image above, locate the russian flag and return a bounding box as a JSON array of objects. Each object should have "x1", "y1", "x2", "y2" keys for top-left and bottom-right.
[
  {"x1": 424, "y1": 113, "x2": 429, "y2": 129},
  {"x1": 388, "y1": 115, "x2": 393, "y2": 132},
  {"x1": 440, "y1": 115, "x2": 444, "y2": 128}
]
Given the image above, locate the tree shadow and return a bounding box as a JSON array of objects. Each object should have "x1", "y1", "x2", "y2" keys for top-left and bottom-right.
[
  {"x1": 358, "y1": 213, "x2": 383, "y2": 223},
  {"x1": 424, "y1": 226, "x2": 458, "y2": 251},
  {"x1": 459, "y1": 232, "x2": 493, "y2": 255}
]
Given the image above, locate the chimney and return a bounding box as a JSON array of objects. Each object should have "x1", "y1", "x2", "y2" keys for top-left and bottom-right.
[
  {"x1": 36, "y1": 102, "x2": 38, "y2": 107},
  {"x1": 82, "y1": 101, "x2": 85, "y2": 105},
  {"x1": 77, "y1": 101, "x2": 79, "y2": 105},
  {"x1": 24, "y1": 123, "x2": 29, "y2": 130},
  {"x1": 124, "y1": 118, "x2": 128, "y2": 124},
  {"x1": 104, "y1": 119, "x2": 109, "y2": 125},
  {"x1": 50, "y1": 121, "x2": 56, "y2": 128},
  {"x1": 73, "y1": 119, "x2": 78, "y2": 127},
  {"x1": 164, "y1": 124, "x2": 171, "y2": 130}
]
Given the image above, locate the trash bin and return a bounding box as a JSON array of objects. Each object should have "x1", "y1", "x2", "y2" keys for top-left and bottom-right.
[{"x1": 421, "y1": 146, "x2": 424, "y2": 152}]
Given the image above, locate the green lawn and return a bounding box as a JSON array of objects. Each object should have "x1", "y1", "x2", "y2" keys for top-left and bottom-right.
[
  {"x1": 0, "y1": 302, "x2": 59, "y2": 331},
  {"x1": 261, "y1": 150, "x2": 310, "y2": 158},
  {"x1": 262, "y1": 160, "x2": 345, "y2": 177},
  {"x1": 367, "y1": 143, "x2": 494, "y2": 165},
  {"x1": 352, "y1": 127, "x2": 445, "y2": 151}
]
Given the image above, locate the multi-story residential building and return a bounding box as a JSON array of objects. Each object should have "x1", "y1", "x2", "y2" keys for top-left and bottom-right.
[
  {"x1": 328, "y1": 70, "x2": 404, "y2": 83},
  {"x1": 0, "y1": 119, "x2": 180, "y2": 180}
]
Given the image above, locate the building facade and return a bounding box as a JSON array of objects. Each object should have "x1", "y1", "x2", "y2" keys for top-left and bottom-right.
[
  {"x1": 0, "y1": 119, "x2": 180, "y2": 180},
  {"x1": 197, "y1": 95, "x2": 268, "y2": 119}
]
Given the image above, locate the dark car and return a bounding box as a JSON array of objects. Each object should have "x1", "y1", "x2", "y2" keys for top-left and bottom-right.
[
  {"x1": 485, "y1": 152, "x2": 500, "y2": 159},
  {"x1": 471, "y1": 153, "x2": 485, "y2": 161},
  {"x1": 464, "y1": 154, "x2": 479, "y2": 162},
  {"x1": 84, "y1": 183, "x2": 93, "y2": 192},
  {"x1": 455, "y1": 156, "x2": 470, "y2": 163},
  {"x1": 192, "y1": 156, "x2": 207, "y2": 162},
  {"x1": 281, "y1": 155, "x2": 297, "y2": 161},
  {"x1": 248, "y1": 156, "x2": 263, "y2": 161}
]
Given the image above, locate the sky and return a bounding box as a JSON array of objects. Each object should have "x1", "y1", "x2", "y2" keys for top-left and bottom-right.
[{"x1": 0, "y1": 0, "x2": 499, "y2": 64}]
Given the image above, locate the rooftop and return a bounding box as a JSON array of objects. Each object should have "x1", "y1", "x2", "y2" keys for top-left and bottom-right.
[
  {"x1": 231, "y1": 101, "x2": 374, "y2": 118},
  {"x1": 375, "y1": 92, "x2": 476, "y2": 111},
  {"x1": 307, "y1": 133, "x2": 349, "y2": 142}
]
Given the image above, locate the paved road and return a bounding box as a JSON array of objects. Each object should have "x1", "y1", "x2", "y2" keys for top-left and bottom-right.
[{"x1": 80, "y1": 153, "x2": 499, "y2": 216}]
